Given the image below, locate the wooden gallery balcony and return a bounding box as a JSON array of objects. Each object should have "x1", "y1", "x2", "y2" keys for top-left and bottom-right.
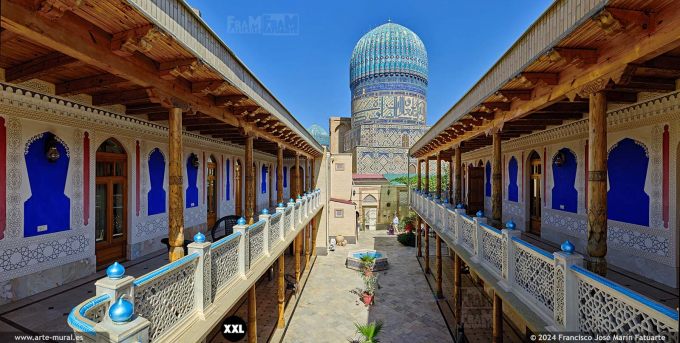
[{"x1": 67, "y1": 190, "x2": 322, "y2": 342}]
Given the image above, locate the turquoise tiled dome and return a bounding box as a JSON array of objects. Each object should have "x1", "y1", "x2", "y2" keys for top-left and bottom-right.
[{"x1": 350, "y1": 23, "x2": 428, "y2": 87}]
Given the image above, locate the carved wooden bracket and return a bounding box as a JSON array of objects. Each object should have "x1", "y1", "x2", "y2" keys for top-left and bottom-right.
[
  {"x1": 111, "y1": 25, "x2": 163, "y2": 57},
  {"x1": 191, "y1": 80, "x2": 231, "y2": 96},
  {"x1": 159, "y1": 58, "x2": 207, "y2": 80},
  {"x1": 37, "y1": 0, "x2": 83, "y2": 20},
  {"x1": 593, "y1": 8, "x2": 656, "y2": 35}
]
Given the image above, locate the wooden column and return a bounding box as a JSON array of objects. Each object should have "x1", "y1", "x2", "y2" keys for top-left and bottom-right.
[
  {"x1": 587, "y1": 91, "x2": 608, "y2": 275},
  {"x1": 417, "y1": 159, "x2": 422, "y2": 191},
  {"x1": 277, "y1": 254, "x2": 285, "y2": 328},
  {"x1": 424, "y1": 158, "x2": 430, "y2": 193},
  {"x1": 268, "y1": 163, "x2": 274, "y2": 209},
  {"x1": 248, "y1": 286, "x2": 257, "y2": 343},
  {"x1": 436, "y1": 153, "x2": 442, "y2": 199},
  {"x1": 448, "y1": 158, "x2": 454, "y2": 204},
  {"x1": 277, "y1": 146, "x2": 284, "y2": 204},
  {"x1": 311, "y1": 215, "x2": 318, "y2": 257},
  {"x1": 305, "y1": 224, "x2": 311, "y2": 270},
  {"x1": 492, "y1": 292, "x2": 503, "y2": 343},
  {"x1": 491, "y1": 132, "x2": 502, "y2": 226},
  {"x1": 295, "y1": 232, "x2": 301, "y2": 282},
  {"x1": 168, "y1": 107, "x2": 184, "y2": 262},
  {"x1": 245, "y1": 134, "x2": 255, "y2": 224},
  {"x1": 310, "y1": 158, "x2": 315, "y2": 192},
  {"x1": 295, "y1": 154, "x2": 301, "y2": 198},
  {"x1": 454, "y1": 147, "x2": 462, "y2": 205},
  {"x1": 304, "y1": 158, "x2": 309, "y2": 193},
  {"x1": 453, "y1": 253, "x2": 462, "y2": 325},
  {"x1": 435, "y1": 233, "x2": 442, "y2": 298},
  {"x1": 424, "y1": 223, "x2": 430, "y2": 273},
  {"x1": 416, "y1": 216, "x2": 422, "y2": 257}
]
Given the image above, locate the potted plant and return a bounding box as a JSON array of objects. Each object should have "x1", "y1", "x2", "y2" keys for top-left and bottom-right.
[
  {"x1": 361, "y1": 274, "x2": 377, "y2": 305},
  {"x1": 359, "y1": 255, "x2": 376, "y2": 276},
  {"x1": 349, "y1": 321, "x2": 383, "y2": 343}
]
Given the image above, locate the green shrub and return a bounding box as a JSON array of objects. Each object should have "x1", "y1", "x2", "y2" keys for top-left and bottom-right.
[{"x1": 397, "y1": 231, "x2": 415, "y2": 247}]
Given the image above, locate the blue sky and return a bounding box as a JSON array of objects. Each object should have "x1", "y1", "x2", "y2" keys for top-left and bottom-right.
[{"x1": 187, "y1": 0, "x2": 553, "y2": 130}]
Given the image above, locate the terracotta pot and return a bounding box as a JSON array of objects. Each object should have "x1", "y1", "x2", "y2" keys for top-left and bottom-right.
[{"x1": 362, "y1": 293, "x2": 373, "y2": 305}]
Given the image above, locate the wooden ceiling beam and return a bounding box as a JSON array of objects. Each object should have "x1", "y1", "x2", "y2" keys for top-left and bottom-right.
[
  {"x1": 92, "y1": 88, "x2": 153, "y2": 106},
  {"x1": 5, "y1": 51, "x2": 78, "y2": 82},
  {"x1": 159, "y1": 58, "x2": 206, "y2": 80},
  {"x1": 55, "y1": 73, "x2": 128, "y2": 95}
]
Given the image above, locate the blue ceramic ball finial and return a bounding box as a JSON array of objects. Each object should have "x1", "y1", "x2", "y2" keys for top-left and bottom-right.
[
  {"x1": 289, "y1": 198, "x2": 295, "y2": 203},
  {"x1": 297, "y1": 195, "x2": 302, "y2": 199},
  {"x1": 278, "y1": 202, "x2": 284, "y2": 207},
  {"x1": 456, "y1": 203, "x2": 464, "y2": 209},
  {"x1": 262, "y1": 208, "x2": 269, "y2": 215},
  {"x1": 109, "y1": 296, "x2": 134, "y2": 323},
  {"x1": 561, "y1": 240, "x2": 575, "y2": 254},
  {"x1": 106, "y1": 262, "x2": 125, "y2": 279},
  {"x1": 476, "y1": 210, "x2": 484, "y2": 218},
  {"x1": 193, "y1": 232, "x2": 205, "y2": 243},
  {"x1": 237, "y1": 217, "x2": 246, "y2": 225},
  {"x1": 505, "y1": 220, "x2": 516, "y2": 230},
  {"x1": 443, "y1": 197, "x2": 449, "y2": 204}
]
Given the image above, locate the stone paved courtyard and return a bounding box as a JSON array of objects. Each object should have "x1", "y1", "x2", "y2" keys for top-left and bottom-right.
[{"x1": 283, "y1": 231, "x2": 452, "y2": 343}]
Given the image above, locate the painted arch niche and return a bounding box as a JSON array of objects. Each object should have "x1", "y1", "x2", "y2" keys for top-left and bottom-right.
[
  {"x1": 607, "y1": 138, "x2": 649, "y2": 226},
  {"x1": 363, "y1": 194, "x2": 377, "y2": 204},
  {"x1": 551, "y1": 148, "x2": 578, "y2": 213},
  {"x1": 24, "y1": 132, "x2": 71, "y2": 237},
  {"x1": 186, "y1": 153, "x2": 199, "y2": 208},
  {"x1": 507, "y1": 156, "x2": 519, "y2": 202},
  {"x1": 147, "y1": 148, "x2": 166, "y2": 215}
]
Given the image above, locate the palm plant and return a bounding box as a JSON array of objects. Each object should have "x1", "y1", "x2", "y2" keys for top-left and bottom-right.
[{"x1": 353, "y1": 321, "x2": 383, "y2": 343}]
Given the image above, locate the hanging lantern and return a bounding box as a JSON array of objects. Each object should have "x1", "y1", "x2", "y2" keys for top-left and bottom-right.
[
  {"x1": 553, "y1": 151, "x2": 566, "y2": 167},
  {"x1": 45, "y1": 134, "x2": 60, "y2": 162},
  {"x1": 190, "y1": 153, "x2": 200, "y2": 168}
]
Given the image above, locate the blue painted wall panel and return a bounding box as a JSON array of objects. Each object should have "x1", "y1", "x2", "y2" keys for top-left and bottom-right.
[
  {"x1": 485, "y1": 161, "x2": 491, "y2": 197},
  {"x1": 24, "y1": 133, "x2": 70, "y2": 237},
  {"x1": 148, "y1": 148, "x2": 166, "y2": 215},
  {"x1": 551, "y1": 148, "x2": 578, "y2": 213},
  {"x1": 226, "y1": 159, "x2": 230, "y2": 201},
  {"x1": 508, "y1": 156, "x2": 519, "y2": 202},
  {"x1": 185, "y1": 156, "x2": 198, "y2": 208},
  {"x1": 608, "y1": 139, "x2": 649, "y2": 226}
]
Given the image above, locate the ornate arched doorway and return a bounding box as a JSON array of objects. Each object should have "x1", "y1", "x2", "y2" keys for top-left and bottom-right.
[{"x1": 95, "y1": 138, "x2": 127, "y2": 267}]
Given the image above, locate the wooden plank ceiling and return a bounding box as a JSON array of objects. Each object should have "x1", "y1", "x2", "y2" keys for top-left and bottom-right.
[
  {"x1": 0, "y1": 0, "x2": 319, "y2": 158},
  {"x1": 413, "y1": 0, "x2": 680, "y2": 158}
]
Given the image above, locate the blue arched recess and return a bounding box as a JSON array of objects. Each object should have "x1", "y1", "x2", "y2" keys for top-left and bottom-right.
[
  {"x1": 186, "y1": 156, "x2": 198, "y2": 208},
  {"x1": 226, "y1": 159, "x2": 230, "y2": 201},
  {"x1": 24, "y1": 132, "x2": 70, "y2": 237},
  {"x1": 148, "y1": 148, "x2": 166, "y2": 215},
  {"x1": 283, "y1": 167, "x2": 288, "y2": 188},
  {"x1": 508, "y1": 157, "x2": 519, "y2": 202},
  {"x1": 608, "y1": 138, "x2": 649, "y2": 226},
  {"x1": 261, "y1": 165, "x2": 267, "y2": 193},
  {"x1": 551, "y1": 148, "x2": 578, "y2": 213},
  {"x1": 485, "y1": 161, "x2": 491, "y2": 197}
]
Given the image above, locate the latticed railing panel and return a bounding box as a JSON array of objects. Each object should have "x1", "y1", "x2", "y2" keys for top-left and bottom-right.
[
  {"x1": 210, "y1": 237, "x2": 239, "y2": 300},
  {"x1": 513, "y1": 243, "x2": 554, "y2": 313},
  {"x1": 248, "y1": 221, "x2": 266, "y2": 266},
  {"x1": 134, "y1": 257, "x2": 198, "y2": 341},
  {"x1": 482, "y1": 230, "x2": 503, "y2": 274},
  {"x1": 284, "y1": 207, "x2": 292, "y2": 230},
  {"x1": 269, "y1": 213, "x2": 282, "y2": 248},
  {"x1": 460, "y1": 217, "x2": 475, "y2": 250},
  {"x1": 554, "y1": 267, "x2": 565, "y2": 326},
  {"x1": 575, "y1": 270, "x2": 677, "y2": 337}
]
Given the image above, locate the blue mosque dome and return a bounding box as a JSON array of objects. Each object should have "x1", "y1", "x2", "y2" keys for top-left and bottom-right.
[
  {"x1": 350, "y1": 23, "x2": 428, "y2": 87},
  {"x1": 307, "y1": 124, "x2": 330, "y2": 146},
  {"x1": 349, "y1": 22, "x2": 428, "y2": 125}
]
